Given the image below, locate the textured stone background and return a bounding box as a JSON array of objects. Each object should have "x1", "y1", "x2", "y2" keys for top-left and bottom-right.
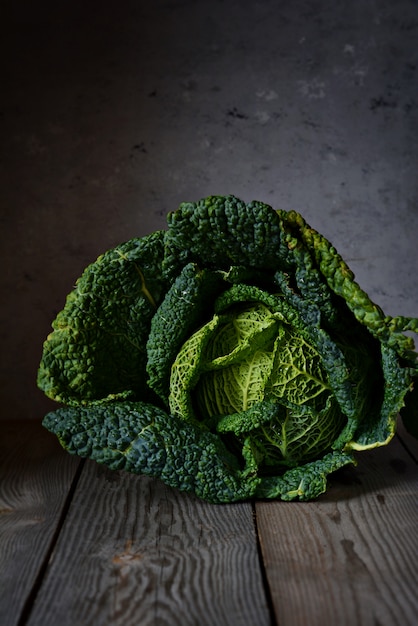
[{"x1": 1, "y1": 0, "x2": 417, "y2": 419}]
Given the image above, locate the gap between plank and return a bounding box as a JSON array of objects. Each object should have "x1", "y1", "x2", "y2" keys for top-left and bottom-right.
[
  {"x1": 16, "y1": 459, "x2": 86, "y2": 626},
  {"x1": 252, "y1": 501, "x2": 277, "y2": 626}
]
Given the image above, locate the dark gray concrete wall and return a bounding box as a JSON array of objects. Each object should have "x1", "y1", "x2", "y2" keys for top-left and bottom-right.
[{"x1": 1, "y1": 0, "x2": 417, "y2": 419}]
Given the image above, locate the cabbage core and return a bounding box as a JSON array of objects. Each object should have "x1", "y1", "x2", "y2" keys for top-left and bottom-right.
[{"x1": 170, "y1": 301, "x2": 347, "y2": 468}]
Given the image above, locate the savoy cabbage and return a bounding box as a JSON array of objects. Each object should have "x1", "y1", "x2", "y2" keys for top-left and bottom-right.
[{"x1": 38, "y1": 195, "x2": 418, "y2": 502}]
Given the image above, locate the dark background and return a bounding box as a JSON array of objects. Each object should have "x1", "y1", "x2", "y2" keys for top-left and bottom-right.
[{"x1": 1, "y1": 0, "x2": 417, "y2": 420}]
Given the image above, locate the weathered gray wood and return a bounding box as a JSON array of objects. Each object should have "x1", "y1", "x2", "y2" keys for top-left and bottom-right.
[
  {"x1": 4, "y1": 419, "x2": 417, "y2": 626},
  {"x1": 0, "y1": 420, "x2": 81, "y2": 626},
  {"x1": 256, "y1": 435, "x2": 418, "y2": 626},
  {"x1": 27, "y1": 460, "x2": 271, "y2": 626}
]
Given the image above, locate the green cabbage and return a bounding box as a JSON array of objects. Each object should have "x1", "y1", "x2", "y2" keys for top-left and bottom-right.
[
  {"x1": 167, "y1": 276, "x2": 379, "y2": 472},
  {"x1": 38, "y1": 195, "x2": 418, "y2": 502}
]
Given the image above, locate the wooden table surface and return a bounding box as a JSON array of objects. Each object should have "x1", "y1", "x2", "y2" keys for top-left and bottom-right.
[{"x1": 1, "y1": 419, "x2": 417, "y2": 626}]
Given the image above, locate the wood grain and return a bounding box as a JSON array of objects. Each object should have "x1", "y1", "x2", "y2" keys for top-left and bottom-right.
[
  {"x1": 26, "y1": 460, "x2": 271, "y2": 626},
  {"x1": 3, "y1": 419, "x2": 417, "y2": 626},
  {"x1": 255, "y1": 435, "x2": 418, "y2": 626},
  {"x1": 0, "y1": 420, "x2": 81, "y2": 626}
]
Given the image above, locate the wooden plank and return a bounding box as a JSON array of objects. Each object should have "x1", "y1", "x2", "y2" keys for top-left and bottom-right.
[
  {"x1": 256, "y1": 435, "x2": 418, "y2": 626},
  {"x1": 27, "y1": 460, "x2": 272, "y2": 626},
  {"x1": 0, "y1": 420, "x2": 81, "y2": 626}
]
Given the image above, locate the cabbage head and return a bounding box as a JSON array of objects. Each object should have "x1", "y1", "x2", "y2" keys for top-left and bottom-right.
[{"x1": 38, "y1": 195, "x2": 418, "y2": 502}]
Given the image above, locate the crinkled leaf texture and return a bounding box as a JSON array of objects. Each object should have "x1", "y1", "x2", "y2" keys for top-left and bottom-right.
[
  {"x1": 37, "y1": 231, "x2": 168, "y2": 405},
  {"x1": 43, "y1": 401, "x2": 354, "y2": 503},
  {"x1": 39, "y1": 195, "x2": 418, "y2": 503}
]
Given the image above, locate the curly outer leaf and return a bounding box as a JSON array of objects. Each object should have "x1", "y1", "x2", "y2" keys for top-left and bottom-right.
[
  {"x1": 283, "y1": 209, "x2": 418, "y2": 357},
  {"x1": 37, "y1": 231, "x2": 167, "y2": 405},
  {"x1": 163, "y1": 195, "x2": 296, "y2": 276},
  {"x1": 146, "y1": 263, "x2": 224, "y2": 404},
  {"x1": 347, "y1": 343, "x2": 412, "y2": 450},
  {"x1": 255, "y1": 451, "x2": 355, "y2": 501},
  {"x1": 43, "y1": 401, "x2": 355, "y2": 503},
  {"x1": 42, "y1": 401, "x2": 259, "y2": 503}
]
